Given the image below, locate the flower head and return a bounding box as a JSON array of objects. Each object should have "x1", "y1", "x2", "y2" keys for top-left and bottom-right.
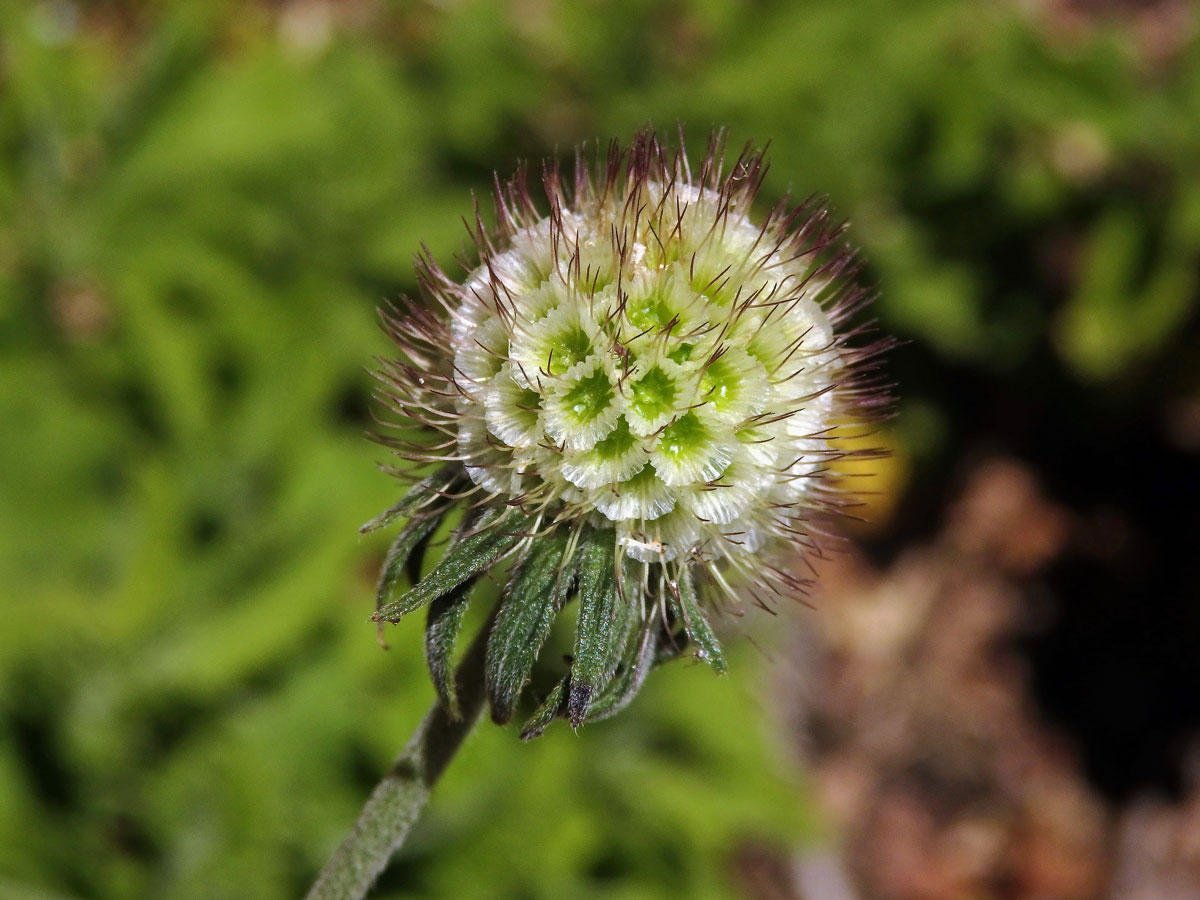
[{"x1": 368, "y1": 130, "x2": 889, "y2": 736}]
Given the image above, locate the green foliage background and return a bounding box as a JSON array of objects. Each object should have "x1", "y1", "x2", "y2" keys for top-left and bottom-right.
[{"x1": 2, "y1": 1, "x2": 1197, "y2": 898}]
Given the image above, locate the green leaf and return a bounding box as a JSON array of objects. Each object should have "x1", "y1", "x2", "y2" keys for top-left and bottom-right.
[
  {"x1": 425, "y1": 577, "x2": 476, "y2": 720},
  {"x1": 568, "y1": 528, "x2": 633, "y2": 726},
  {"x1": 359, "y1": 465, "x2": 461, "y2": 535},
  {"x1": 374, "y1": 509, "x2": 449, "y2": 617},
  {"x1": 372, "y1": 507, "x2": 535, "y2": 624},
  {"x1": 486, "y1": 526, "x2": 576, "y2": 725},
  {"x1": 519, "y1": 677, "x2": 567, "y2": 742},
  {"x1": 668, "y1": 566, "x2": 727, "y2": 674},
  {"x1": 583, "y1": 605, "x2": 660, "y2": 724}
]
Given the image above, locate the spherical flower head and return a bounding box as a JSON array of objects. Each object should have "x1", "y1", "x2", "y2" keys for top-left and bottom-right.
[{"x1": 368, "y1": 130, "x2": 889, "y2": 736}]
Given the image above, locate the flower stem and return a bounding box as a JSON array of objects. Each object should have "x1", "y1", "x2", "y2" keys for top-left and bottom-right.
[{"x1": 305, "y1": 622, "x2": 490, "y2": 900}]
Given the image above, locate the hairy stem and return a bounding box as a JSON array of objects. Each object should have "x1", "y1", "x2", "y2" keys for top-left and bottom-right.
[{"x1": 305, "y1": 623, "x2": 490, "y2": 900}]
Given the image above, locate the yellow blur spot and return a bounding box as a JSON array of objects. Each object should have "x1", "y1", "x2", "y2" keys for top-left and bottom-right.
[{"x1": 828, "y1": 423, "x2": 908, "y2": 535}]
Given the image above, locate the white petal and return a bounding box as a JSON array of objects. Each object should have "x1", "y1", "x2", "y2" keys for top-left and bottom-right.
[
  {"x1": 483, "y1": 364, "x2": 544, "y2": 449},
  {"x1": 590, "y1": 464, "x2": 675, "y2": 522}
]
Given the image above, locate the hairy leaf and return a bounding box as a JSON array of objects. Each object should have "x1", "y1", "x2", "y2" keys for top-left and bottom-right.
[
  {"x1": 359, "y1": 465, "x2": 461, "y2": 535},
  {"x1": 568, "y1": 528, "x2": 634, "y2": 726},
  {"x1": 425, "y1": 577, "x2": 477, "y2": 719},
  {"x1": 374, "y1": 509, "x2": 449, "y2": 616},
  {"x1": 486, "y1": 527, "x2": 576, "y2": 725},
  {"x1": 669, "y1": 566, "x2": 727, "y2": 673},
  {"x1": 519, "y1": 677, "x2": 567, "y2": 742},
  {"x1": 373, "y1": 507, "x2": 535, "y2": 623},
  {"x1": 583, "y1": 604, "x2": 660, "y2": 724}
]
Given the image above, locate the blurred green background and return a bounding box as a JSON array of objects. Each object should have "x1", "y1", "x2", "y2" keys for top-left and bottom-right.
[{"x1": 2, "y1": 0, "x2": 1198, "y2": 898}]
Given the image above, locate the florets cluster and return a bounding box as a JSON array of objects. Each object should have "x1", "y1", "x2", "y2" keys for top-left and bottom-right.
[
  {"x1": 453, "y1": 187, "x2": 841, "y2": 566},
  {"x1": 370, "y1": 131, "x2": 888, "y2": 734}
]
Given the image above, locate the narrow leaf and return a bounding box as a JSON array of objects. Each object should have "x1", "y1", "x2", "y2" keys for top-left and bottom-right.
[
  {"x1": 404, "y1": 526, "x2": 437, "y2": 588},
  {"x1": 668, "y1": 566, "x2": 727, "y2": 673},
  {"x1": 374, "y1": 510, "x2": 447, "y2": 616},
  {"x1": 425, "y1": 577, "x2": 476, "y2": 720},
  {"x1": 568, "y1": 528, "x2": 631, "y2": 726},
  {"x1": 373, "y1": 507, "x2": 535, "y2": 624},
  {"x1": 519, "y1": 677, "x2": 567, "y2": 741},
  {"x1": 486, "y1": 527, "x2": 575, "y2": 724},
  {"x1": 359, "y1": 465, "x2": 461, "y2": 534},
  {"x1": 584, "y1": 608, "x2": 660, "y2": 723}
]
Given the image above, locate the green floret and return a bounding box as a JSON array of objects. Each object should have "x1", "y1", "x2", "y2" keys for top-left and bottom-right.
[{"x1": 629, "y1": 365, "x2": 678, "y2": 421}]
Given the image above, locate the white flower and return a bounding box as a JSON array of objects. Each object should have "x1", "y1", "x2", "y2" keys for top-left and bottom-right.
[{"x1": 372, "y1": 130, "x2": 890, "y2": 731}]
